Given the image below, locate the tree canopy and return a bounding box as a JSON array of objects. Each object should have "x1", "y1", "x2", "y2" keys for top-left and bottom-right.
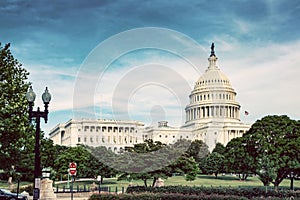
[
  {"x1": 224, "y1": 137, "x2": 255, "y2": 181},
  {"x1": 112, "y1": 139, "x2": 200, "y2": 187},
  {"x1": 0, "y1": 43, "x2": 34, "y2": 175},
  {"x1": 52, "y1": 145, "x2": 117, "y2": 181},
  {"x1": 203, "y1": 152, "x2": 225, "y2": 178},
  {"x1": 244, "y1": 115, "x2": 300, "y2": 190}
]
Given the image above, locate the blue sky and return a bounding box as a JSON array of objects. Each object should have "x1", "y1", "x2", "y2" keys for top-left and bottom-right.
[{"x1": 1, "y1": 0, "x2": 300, "y2": 133}]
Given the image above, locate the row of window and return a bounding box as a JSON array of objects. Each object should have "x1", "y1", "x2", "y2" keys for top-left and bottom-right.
[
  {"x1": 79, "y1": 126, "x2": 138, "y2": 133},
  {"x1": 78, "y1": 135, "x2": 138, "y2": 144},
  {"x1": 191, "y1": 92, "x2": 233, "y2": 103},
  {"x1": 197, "y1": 79, "x2": 230, "y2": 86},
  {"x1": 158, "y1": 135, "x2": 188, "y2": 139}
]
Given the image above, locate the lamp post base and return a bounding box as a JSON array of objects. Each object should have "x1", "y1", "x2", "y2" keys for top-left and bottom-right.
[{"x1": 40, "y1": 178, "x2": 56, "y2": 200}]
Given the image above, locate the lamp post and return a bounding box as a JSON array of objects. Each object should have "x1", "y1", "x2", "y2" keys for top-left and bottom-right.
[
  {"x1": 26, "y1": 86, "x2": 51, "y2": 200},
  {"x1": 290, "y1": 171, "x2": 294, "y2": 190}
]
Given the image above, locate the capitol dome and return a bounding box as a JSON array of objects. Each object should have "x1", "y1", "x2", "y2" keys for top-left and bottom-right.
[
  {"x1": 185, "y1": 43, "x2": 241, "y2": 124},
  {"x1": 195, "y1": 65, "x2": 232, "y2": 89}
]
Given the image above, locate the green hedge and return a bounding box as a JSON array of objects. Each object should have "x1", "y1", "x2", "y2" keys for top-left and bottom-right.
[
  {"x1": 89, "y1": 193, "x2": 248, "y2": 200},
  {"x1": 126, "y1": 186, "x2": 299, "y2": 199}
]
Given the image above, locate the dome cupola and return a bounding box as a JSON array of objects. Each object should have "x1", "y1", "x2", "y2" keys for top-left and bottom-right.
[{"x1": 185, "y1": 43, "x2": 241, "y2": 124}]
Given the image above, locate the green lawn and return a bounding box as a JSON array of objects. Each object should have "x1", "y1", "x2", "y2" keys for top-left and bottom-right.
[
  {"x1": 0, "y1": 180, "x2": 32, "y2": 190},
  {"x1": 55, "y1": 174, "x2": 300, "y2": 191},
  {"x1": 2, "y1": 174, "x2": 298, "y2": 192}
]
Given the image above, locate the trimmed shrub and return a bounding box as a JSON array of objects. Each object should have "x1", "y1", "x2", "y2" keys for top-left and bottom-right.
[
  {"x1": 126, "y1": 186, "x2": 300, "y2": 199},
  {"x1": 89, "y1": 192, "x2": 248, "y2": 200}
]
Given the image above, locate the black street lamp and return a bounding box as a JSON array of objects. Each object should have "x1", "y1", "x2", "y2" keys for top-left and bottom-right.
[{"x1": 26, "y1": 86, "x2": 51, "y2": 200}]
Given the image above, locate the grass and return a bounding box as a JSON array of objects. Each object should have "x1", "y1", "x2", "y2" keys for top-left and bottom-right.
[
  {"x1": 0, "y1": 180, "x2": 32, "y2": 189},
  {"x1": 54, "y1": 174, "x2": 300, "y2": 191}
]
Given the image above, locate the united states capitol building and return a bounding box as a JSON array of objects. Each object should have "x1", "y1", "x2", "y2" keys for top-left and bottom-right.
[{"x1": 49, "y1": 44, "x2": 251, "y2": 151}]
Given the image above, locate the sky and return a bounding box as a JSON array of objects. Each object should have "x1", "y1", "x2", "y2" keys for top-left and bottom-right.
[{"x1": 1, "y1": 0, "x2": 300, "y2": 134}]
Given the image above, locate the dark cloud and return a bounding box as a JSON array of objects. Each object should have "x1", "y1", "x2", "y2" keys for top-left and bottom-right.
[{"x1": 1, "y1": 0, "x2": 300, "y2": 67}]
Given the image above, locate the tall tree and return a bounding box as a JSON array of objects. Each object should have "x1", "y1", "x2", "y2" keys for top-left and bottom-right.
[
  {"x1": 186, "y1": 140, "x2": 209, "y2": 163},
  {"x1": 224, "y1": 137, "x2": 255, "y2": 181},
  {"x1": 212, "y1": 143, "x2": 226, "y2": 155},
  {"x1": 203, "y1": 152, "x2": 225, "y2": 178},
  {"x1": 245, "y1": 115, "x2": 300, "y2": 190},
  {"x1": 185, "y1": 140, "x2": 209, "y2": 174},
  {"x1": 0, "y1": 43, "x2": 34, "y2": 174},
  {"x1": 41, "y1": 138, "x2": 68, "y2": 169}
]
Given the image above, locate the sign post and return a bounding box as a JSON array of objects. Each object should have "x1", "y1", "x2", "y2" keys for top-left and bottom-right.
[
  {"x1": 33, "y1": 178, "x2": 41, "y2": 199},
  {"x1": 67, "y1": 169, "x2": 70, "y2": 189},
  {"x1": 69, "y1": 162, "x2": 77, "y2": 200},
  {"x1": 97, "y1": 175, "x2": 101, "y2": 193}
]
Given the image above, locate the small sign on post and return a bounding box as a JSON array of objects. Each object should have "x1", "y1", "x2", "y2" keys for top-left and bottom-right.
[
  {"x1": 69, "y1": 162, "x2": 77, "y2": 200},
  {"x1": 69, "y1": 162, "x2": 77, "y2": 176}
]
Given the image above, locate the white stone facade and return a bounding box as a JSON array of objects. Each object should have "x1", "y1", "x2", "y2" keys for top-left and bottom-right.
[
  {"x1": 49, "y1": 119, "x2": 145, "y2": 153},
  {"x1": 49, "y1": 44, "x2": 251, "y2": 151}
]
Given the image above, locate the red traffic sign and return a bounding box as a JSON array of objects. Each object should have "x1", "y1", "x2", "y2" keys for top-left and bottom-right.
[{"x1": 69, "y1": 162, "x2": 77, "y2": 176}]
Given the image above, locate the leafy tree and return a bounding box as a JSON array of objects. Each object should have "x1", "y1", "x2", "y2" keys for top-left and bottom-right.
[
  {"x1": 203, "y1": 152, "x2": 225, "y2": 178},
  {"x1": 0, "y1": 43, "x2": 34, "y2": 179},
  {"x1": 212, "y1": 143, "x2": 226, "y2": 155},
  {"x1": 172, "y1": 154, "x2": 199, "y2": 182},
  {"x1": 224, "y1": 137, "x2": 255, "y2": 181},
  {"x1": 186, "y1": 140, "x2": 209, "y2": 163},
  {"x1": 257, "y1": 155, "x2": 276, "y2": 186},
  {"x1": 41, "y1": 137, "x2": 64, "y2": 168},
  {"x1": 114, "y1": 139, "x2": 200, "y2": 187},
  {"x1": 85, "y1": 146, "x2": 118, "y2": 183},
  {"x1": 53, "y1": 145, "x2": 91, "y2": 179},
  {"x1": 244, "y1": 115, "x2": 300, "y2": 190},
  {"x1": 53, "y1": 145, "x2": 117, "y2": 181},
  {"x1": 125, "y1": 139, "x2": 166, "y2": 153},
  {"x1": 185, "y1": 139, "x2": 209, "y2": 174}
]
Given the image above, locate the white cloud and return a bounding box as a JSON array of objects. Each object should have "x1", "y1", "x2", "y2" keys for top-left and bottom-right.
[
  {"x1": 24, "y1": 63, "x2": 78, "y2": 112},
  {"x1": 92, "y1": 53, "x2": 201, "y2": 126},
  {"x1": 25, "y1": 38, "x2": 300, "y2": 133},
  {"x1": 222, "y1": 40, "x2": 300, "y2": 123}
]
